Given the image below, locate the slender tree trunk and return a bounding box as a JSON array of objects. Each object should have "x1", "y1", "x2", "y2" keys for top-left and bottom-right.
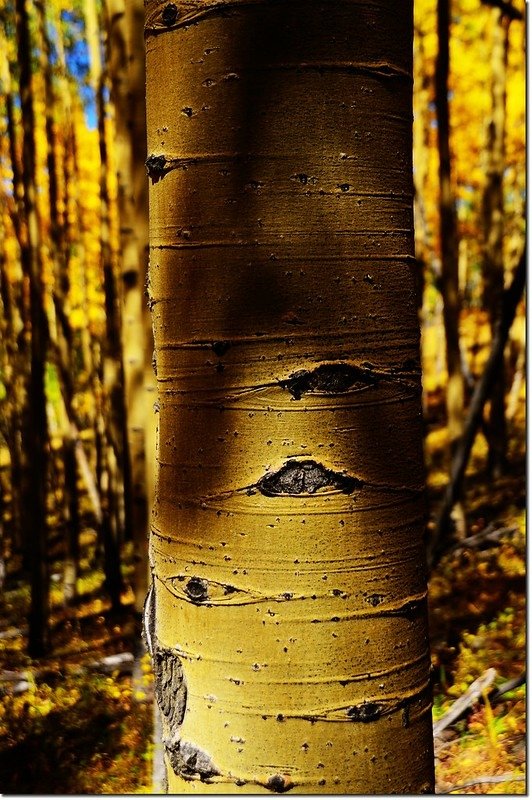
[
  {"x1": 1, "y1": 20, "x2": 31, "y2": 559},
  {"x1": 35, "y1": 0, "x2": 82, "y2": 605},
  {"x1": 124, "y1": 0, "x2": 156, "y2": 619},
  {"x1": 84, "y1": 0, "x2": 129, "y2": 605},
  {"x1": 0, "y1": 191, "x2": 20, "y2": 556},
  {"x1": 105, "y1": 0, "x2": 151, "y2": 616},
  {"x1": 413, "y1": 24, "x2": 432, "y2": 289},
  {"x1": 435, "y1": 0, "x2": 464, "y2": 454},
  {"x1": 481, "y1": 8, "x2": 510, "y2": 476},
  {"x1": 145, "y1": 1, "x2": 434, "y2": 793},
  {"x1": 96, "y1": 67, "x2": 131, "y2": 544},
  {"x1": 15, "y1": 0, "x2": 50, "y2": 657},
  {"x1": 0, "y1": 140, "x2": 22, "y2": 556},
  {"x1": 93, "y1": 342, "x2": 123, "y2": 610},
  {"x1": 435, "y1": 0, "x2": 467, "y2": 541},
  {"x1": 105, "y1": 0, "x2": 155, "y2": 723}
]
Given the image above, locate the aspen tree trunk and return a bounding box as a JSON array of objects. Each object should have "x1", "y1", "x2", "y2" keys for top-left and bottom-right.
[
  {"x1": 0, "y1": 34, "x2": 26, "y2": 555},
  {"x1": 413, "y1": 24, "x2": 432, "y2": 293},
  {"x1": 106, "y1": 0, "x2": 156, "y2": 724},
  {"x1": 435, "y1": 0, "x2": 464, "y2": 448},
  {"x1": 95, "y1": 36, "x2": 132, "y2": 549},
  {"x1": 84, "y1": 0, "x2": 128, "y2": 605},
  {"x1": 123, "y1": 0, "x2": 157, "y2": 617},
  {"x1": 105, "y1": 0, "x2": 153, "y2": 616},
  {"x1": 35, "y1": 0, "x2": 82, "y2": 605},
  {"x1": 145, "y1": 1, "x2": 435, "y2": 793},
  {"x1": 15, "y1": 0, "x2": 50, "y2": 657},
  {"x1": 481, "y1": 8, "x2": 509, "y2": 477},
  {"x1": 0, "y1": 191, "x2": 19, "y2": 526},
  {"x1": 434, "y1": 0, "x2": 466, "y2": 541}
]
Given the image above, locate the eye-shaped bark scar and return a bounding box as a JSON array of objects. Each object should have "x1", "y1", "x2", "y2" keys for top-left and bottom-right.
[
  {"x1": 164, "y1": 574, "x2": 303, "y2": 608},
  {"x1": 168, "y1": 574, "x2": 240, "y2": 605},
  {"x1": 280, "y1": 363, "x2": 377, "y2": 400},
  {"x1": 258, "y1": 459, "x2": 362, "y2": 497}
]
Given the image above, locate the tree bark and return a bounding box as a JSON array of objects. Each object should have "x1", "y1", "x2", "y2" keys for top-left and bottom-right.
[
  {"x1": 35, "y1": 0, "x2": 83, "y2": 606},
  {"x1": 481, "y1": 7, "x2": 510, "y2": 476},
  {"x1": 124, "y1": 0, "x2": 157, "y2": 618},
  {"x1": 104, "y1": 0, "x2": 152, "y2": 617},
  {"x1": 413, "y1": 23, "x2": 432, "y2": 298},
  {"x1": 15, "y1": 0, "x2": 51, "y2": 657},
  {"x1": 0, "y1": 18, "x2": 31, "y2": 559},
  {"x1": 435, "y1": 0, "x2": 465, "y2": 456},
  {"x1": 84, "y1": 0, "x2": 128, "y2": 607},
  {"x1": 145, "y1": 1, "x2": 434, "y2": 793}
]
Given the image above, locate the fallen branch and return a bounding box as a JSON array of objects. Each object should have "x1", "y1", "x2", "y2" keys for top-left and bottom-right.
[
  {"x1": 88, "y1": 651, "x2": 134, "y2": 675},
  {"x1": 428, "y1": 248, "x2": 526, "y2": 569},
  {"x1": 0, "y1": 651, "x2": 136, "y2": 695},
  {"x1": 441, "y1": 774, "x2": 525, "y2": 794},
  {"x1": 433, "y1": 668, "x2": 497, "y2": 740},
  {"x1": 488, "y1": 670, "x2": 526, "y2": 703}
]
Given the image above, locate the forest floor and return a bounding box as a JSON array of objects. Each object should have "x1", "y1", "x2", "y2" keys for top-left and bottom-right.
[
  {"x1": 0, "y1": 537, "x2": 154, "y2": 793},
  {"x1": 425, "y1": 394, "x2": 526, "y2": 794},
  {"x1": 0, "y1": 313, "x2": 526, "y2": 794}
]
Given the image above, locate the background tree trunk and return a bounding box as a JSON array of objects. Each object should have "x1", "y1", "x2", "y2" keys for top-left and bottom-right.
[
  {"x1": 84, "y1": 0, "x2": 128, "y2": 607},
  {"x1": 35, "y1": 0, "x2": 82, "y2": 605},
  {"x1": 481, "y1": 7, "x2": 510, "y2": 476},
  {"x1": 123, "y1": 0, "x2": 156, "y2": 619},
  {"x1": 146, "y1": 0, "x2": 434, "y2": 793},
  {"x1": 1, "y1": 16, "x2": 30, "y2": 560},
  {"x1": 435, "y1": 0, "x2": 464, "y2": 454},
  {"x1": 435, "y1": 0, "x2": 467, "y2": 541},
  {"x1": 15, "y1": 0, "x2": 50, "y2": 657},
  {"x1": 104, "y1": 0, "x2": 152, "y2": 618}
]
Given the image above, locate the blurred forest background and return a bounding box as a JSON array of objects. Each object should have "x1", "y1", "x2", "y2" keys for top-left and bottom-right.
[{"x1": 0, "y1": 0, "x2": 526, "y2": 794}]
